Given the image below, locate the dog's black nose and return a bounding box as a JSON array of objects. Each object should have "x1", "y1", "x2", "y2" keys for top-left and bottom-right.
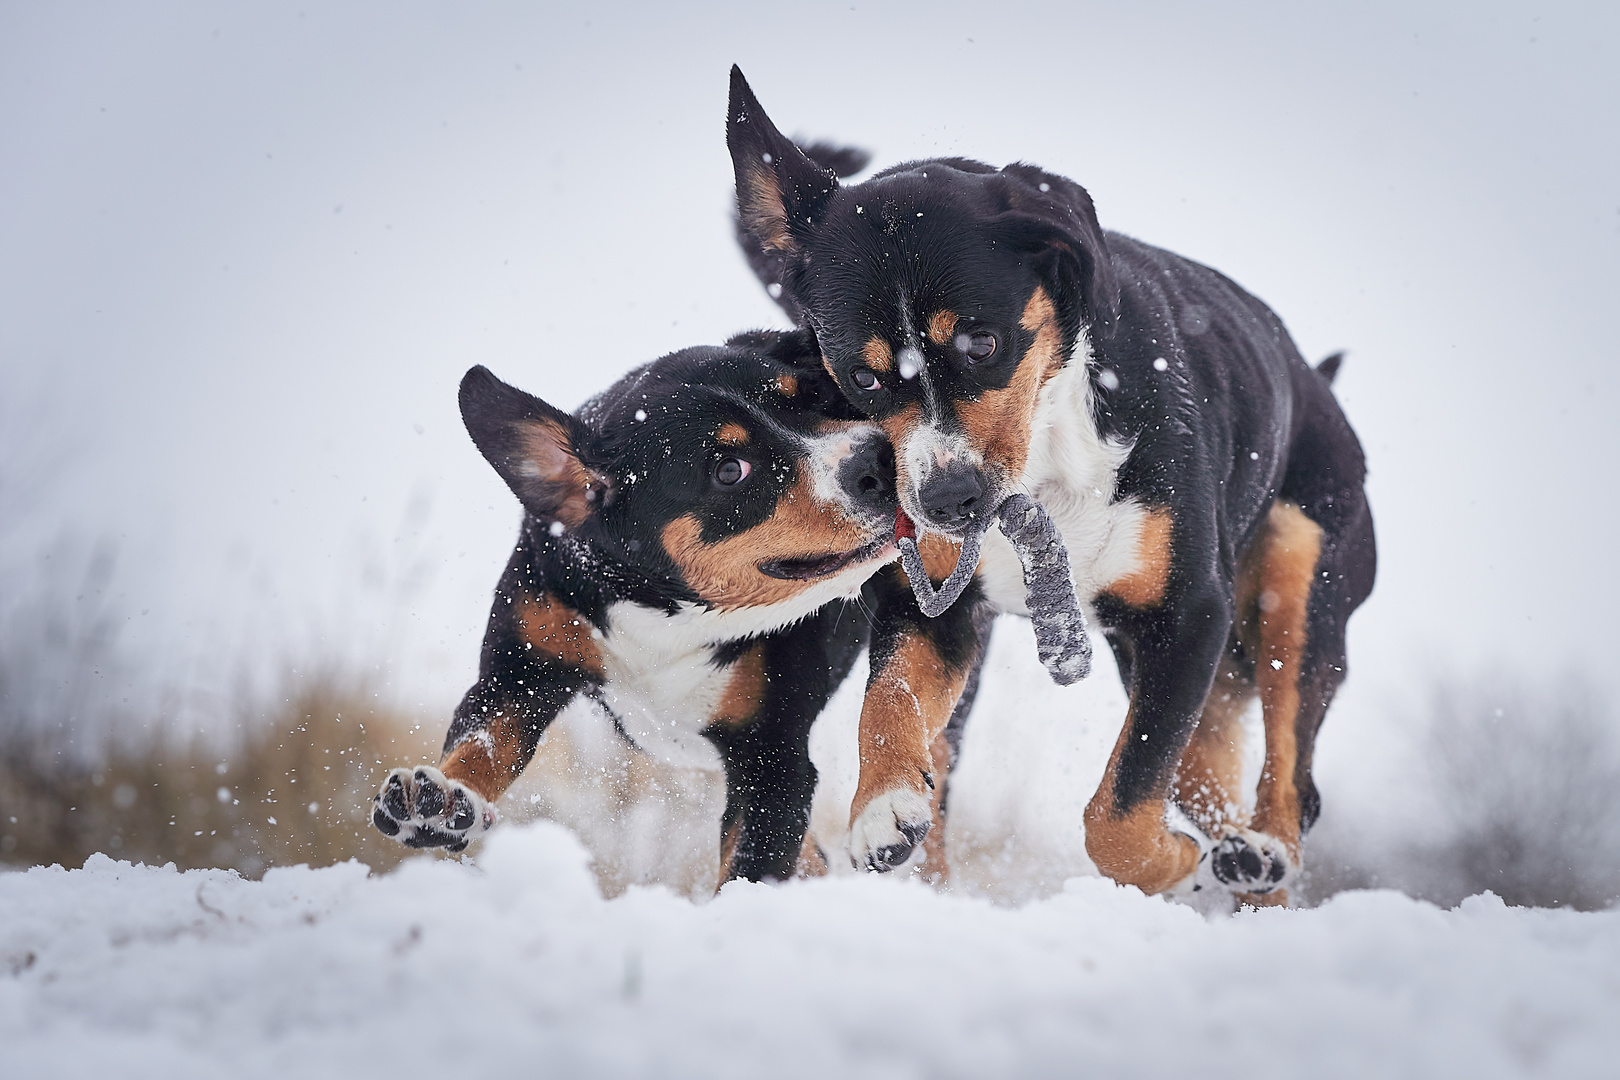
[
  {"x1": 837, "y1": 434, "x2": 897, "y2": 519},
  {"x1": 918, "y1": 466, "x2": 986, "y2": 530}
]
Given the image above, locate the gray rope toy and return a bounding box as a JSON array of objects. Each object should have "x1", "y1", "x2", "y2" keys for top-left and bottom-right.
[{"x1": 896, "y1": 493, "x2": 1092, "y2": 685}]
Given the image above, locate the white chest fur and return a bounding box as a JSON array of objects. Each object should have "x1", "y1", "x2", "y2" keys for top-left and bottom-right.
[
  {"x1": 593, "y1": 557, "x2": 880, "y2": 772},
  {"x1": 594, "y1": 602, "x2": 734, "y2": 772},
  {"x1": 977, "y1": 353, "x2": 1150, "y2": 615}
]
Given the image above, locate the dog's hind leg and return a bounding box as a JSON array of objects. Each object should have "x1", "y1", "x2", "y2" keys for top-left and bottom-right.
[
  {"x1": 1205, "y1": 501, "x2": 1327, "y2": 899},
  {"x1": 1290, "y1": 488, "x2": 1377, "y2": 837}
]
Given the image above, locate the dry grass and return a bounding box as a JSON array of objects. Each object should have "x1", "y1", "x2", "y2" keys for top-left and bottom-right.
[
  {"x1": 0, "y1": 674, "x2": 439, "y2": 878},
  {"x1": 0, "y1": 671, "x2": 724, "y2": 895}
]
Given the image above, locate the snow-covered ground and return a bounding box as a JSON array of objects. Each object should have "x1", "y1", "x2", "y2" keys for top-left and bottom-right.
[
  {"x1": 6, "y1": 617, "x2": 1618, "y2": 1079},
  {"x1": 6, "y1": 826, "x2": 1617, "y2": 1080}
]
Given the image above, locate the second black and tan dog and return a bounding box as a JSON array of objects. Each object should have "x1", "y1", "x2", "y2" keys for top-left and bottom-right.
[
  {"x1": 726, "y1": 67, "x2": 1376, "y2": 902},
  {"x1": 372, "y1": 330, "x2": 902, "y2": 883}
]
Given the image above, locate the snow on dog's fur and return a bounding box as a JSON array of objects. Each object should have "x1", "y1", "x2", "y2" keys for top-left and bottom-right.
[
  {"x1": 727, "y1": 67, "x2": 1375, "y2": 900},
  {"x1": 374, "y1": 330, "x2": 902, "y2": 884}
]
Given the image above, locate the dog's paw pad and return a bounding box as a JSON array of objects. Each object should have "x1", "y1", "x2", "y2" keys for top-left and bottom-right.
[
  {"x1": 371, "y1": 765, "x2": 494, "y2": 851},
  {"x1": 1207, "y1": 831, "x2": 1293, "y2": 893},
  {"x1": 849, "y1": 788, "x2": 932, "y2": 872}
]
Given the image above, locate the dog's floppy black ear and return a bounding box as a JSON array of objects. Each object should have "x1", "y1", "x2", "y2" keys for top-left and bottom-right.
[
  {"x1": 459, "y1": 366, "x2": 610, "y2": 530},
  {"x1": 995, "y1": 165, "x2": 1120, "y2": 338},
  {"x1": 727, "y1": 66, "x2": 840, "y2": 257}
]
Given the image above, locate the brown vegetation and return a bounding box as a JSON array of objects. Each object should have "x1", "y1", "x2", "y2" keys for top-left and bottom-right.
[{"x1": 0, "y1": 675, "x2": 438, "y2": 878}]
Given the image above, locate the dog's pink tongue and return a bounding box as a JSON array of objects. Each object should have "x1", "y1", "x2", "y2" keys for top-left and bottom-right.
[{"x1": 895, "y1": 508, "x2": 917, "y2": 542}]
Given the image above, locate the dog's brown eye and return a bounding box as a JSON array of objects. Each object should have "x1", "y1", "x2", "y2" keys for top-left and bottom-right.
[
  {"x1": 715, "y1": 457, "x2": 751, "y2": 486},
  {"x1": 851, "y1": 367, "x2": 882, "y2": 391},
  {"x1": 955, "y1": 330, "x2": 998, "y2": 363}
]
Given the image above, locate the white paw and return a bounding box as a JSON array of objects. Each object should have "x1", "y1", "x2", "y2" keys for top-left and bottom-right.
[
  {"x1": 848, "y1": 787, "x2": 932, "y2": 872},
  {"x1": 1202, "y1": 827, "x2": 1296, "y2": 895},
  {"x1": 372, "y1": 766, "x2": 496, "y2": 853}
]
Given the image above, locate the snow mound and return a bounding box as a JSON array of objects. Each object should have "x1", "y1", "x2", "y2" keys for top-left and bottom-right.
[{"x1": 4, "y1": 821, "x2": 1617, "y2": 1079}]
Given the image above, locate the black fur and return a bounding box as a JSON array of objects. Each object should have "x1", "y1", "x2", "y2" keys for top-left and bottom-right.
[
  {"x1": 381, "y1": 330, "x2": 899, "y2": 883},
  {"x1": 726, "y1": 67, "x2": 1377, "y2": 892}
]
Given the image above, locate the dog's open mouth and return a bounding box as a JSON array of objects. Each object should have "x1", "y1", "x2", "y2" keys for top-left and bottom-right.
[{"x1": 758, "y1": 535, "x2": 893, "y2": 581}]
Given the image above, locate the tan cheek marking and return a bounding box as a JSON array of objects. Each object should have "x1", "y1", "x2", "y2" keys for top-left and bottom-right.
[
  {"x1": 440, "y1": 712, "x2": 529, "y2": 803},
  {"x1": 708, "y1": 644, "x2": 768, "y2": 729},
  {"x1": 660, "y1": 469, "x2": 872, "y2": 610},
  {"x1": 926, "y1": 310, "x2": 959, "y2": 346},
  {"x1": 1083, "y1": 709, "x2": 1202, "y2": 894},
  {"x1": 852, "y1": 629, "x2": 970, "y2": 816},
  {"x1": 740, "y1": 165, "x2": 794, "y2": 253},
  {"x1": 1103, "y1": 507, "x2": 1174, "y2": 608},
  {"x1": 717, "y1": 422, "x2": 749, "y2": 446},
  {"x1": 515, "y1": 592, "x2": 604, "y2": 678},
  {"x1": 518, "y1": 419, "x2": 606, "y2": 528},
  {"x1": 775, "y1": 373, "x2": 799, "y2": 397},
  {"x1": 863, "y1": 337, "x2": 894, "y2": 373},
  {"x1": 950, "y1": 286, "x2": 1061, "y2": 483},
  {"x1": 1248, "y1": 501, "x2": 1324, "y2": 861}
]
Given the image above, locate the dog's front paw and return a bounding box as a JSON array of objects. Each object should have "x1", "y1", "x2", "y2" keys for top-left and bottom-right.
[
  {"x1": 849, "y1": 788, "x2": 932, "y2": 872},
  {"x1": 1205, "y1": 829, "x2": 1294, "y2": 895},
  {"x1": 371, "y1": 766, "x2": 495, "y2": 853}
]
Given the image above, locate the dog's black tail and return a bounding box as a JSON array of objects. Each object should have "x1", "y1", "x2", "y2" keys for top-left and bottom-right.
[
  {"x1": 734, "y1": 140, "x2": 869, "y2": 322},
  {"x1": 795, "y1": 141, "x2": 870, "y2": 180},
  {"x1": 1316, "y1": 351, "x2": 1345, "y2": 385}
]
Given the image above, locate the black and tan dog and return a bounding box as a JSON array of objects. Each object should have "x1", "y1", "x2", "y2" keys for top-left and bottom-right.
[
  {"x1": 371, "y1": 330, "x2": 902, "y2": 883},
  {"x1": 726, "y1": 68, "x2": 1376, "y2": 901}
]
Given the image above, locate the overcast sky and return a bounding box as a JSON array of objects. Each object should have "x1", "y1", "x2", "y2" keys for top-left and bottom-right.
[{"x1": 2, "y1": 1, "x2": 1616, "y2": 723}]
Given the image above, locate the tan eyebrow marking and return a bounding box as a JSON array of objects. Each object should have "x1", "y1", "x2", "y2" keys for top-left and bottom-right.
[
  {"x1": 717, "y1": 422, "x2": 750, "y2": 446},
  {"x1": 862, "y1": 338, "x2": 894, "y2": 372},
  {"x1": 926, "y1": 310, "x2": 959, "y2": 345}
]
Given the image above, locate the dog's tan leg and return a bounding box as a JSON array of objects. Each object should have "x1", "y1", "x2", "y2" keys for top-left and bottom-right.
[
  {"x1": 374, "y1": 587, "x2": 595, "y2": 852},
  {"x1": 1083, "y1": 710, "x2": 1204, "y2": 894},
  {"x1": 1250, "y1": 504, "x2": 1322, "y2": 858},
  {"x1": 1206, "y1": 502, "x2": 1323, "y2": 897},
  {"x1": 794, "y1": 832, "x2": 829, "y2": 878},
  {"x1": 849, "y1": 629, "x2": 972, "y2": 871}
]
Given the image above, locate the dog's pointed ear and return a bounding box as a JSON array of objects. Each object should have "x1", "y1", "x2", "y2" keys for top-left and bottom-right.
[
  {"x1": 459, "y1": 366, "x2": 610, "y2": 530},
  {"x1": 727, "y1": 66, "x2": 839, "y2": 256},
  {"x1": 995, "y1": 165, "x2": 1120, "y2": 339}
]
